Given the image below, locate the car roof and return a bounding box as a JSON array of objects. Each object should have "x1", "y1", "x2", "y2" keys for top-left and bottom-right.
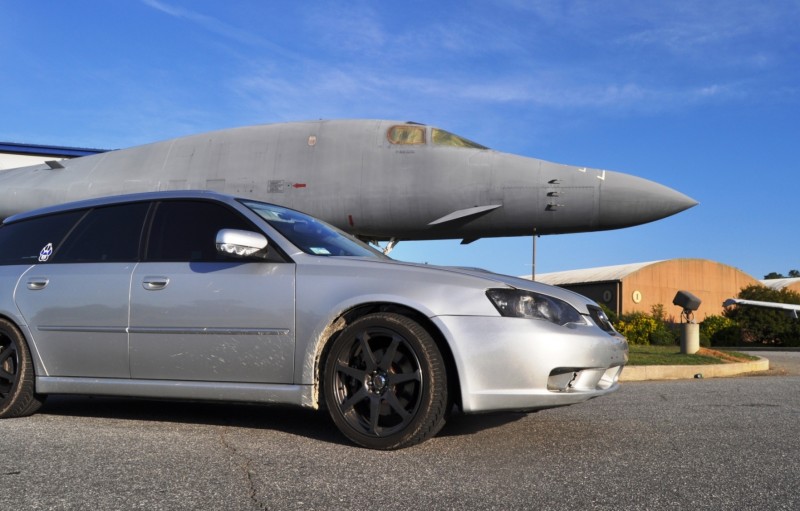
[{"x1": 3, "y1": 190, "x2": 236, "y2": 225}]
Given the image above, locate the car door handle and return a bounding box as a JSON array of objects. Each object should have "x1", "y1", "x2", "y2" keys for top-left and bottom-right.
[
  {"x1": 26, "y1": 278, "x2": 50, "y2": 290},
  {"x1": 142, "y1": 277, "x2": 170, "y2": 290}
]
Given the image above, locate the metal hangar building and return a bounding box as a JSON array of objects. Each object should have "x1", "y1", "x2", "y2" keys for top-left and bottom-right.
[{"x1": 533, "y1": 259, "x2": 760, "y2": 319}]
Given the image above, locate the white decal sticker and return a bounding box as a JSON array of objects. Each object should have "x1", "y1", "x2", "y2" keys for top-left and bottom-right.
[{"x1": 39, "y1": 243, "x2": 54, "y2": 262}]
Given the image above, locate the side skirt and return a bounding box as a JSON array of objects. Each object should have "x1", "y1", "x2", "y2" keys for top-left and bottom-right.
[{"x1": 36, "y1": 377, "x2": 316, "y2": 408}]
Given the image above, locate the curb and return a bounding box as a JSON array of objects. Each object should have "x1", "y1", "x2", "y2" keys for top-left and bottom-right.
[{"x1": 619, "y1": 356, "x2": 770, "y2": 382}]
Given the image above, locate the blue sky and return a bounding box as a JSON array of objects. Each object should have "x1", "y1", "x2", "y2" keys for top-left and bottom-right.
[{"x1": 2, "y1": 1, "x2": 798, "y2": 279}]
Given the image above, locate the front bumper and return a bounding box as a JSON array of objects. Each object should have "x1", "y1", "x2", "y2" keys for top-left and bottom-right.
[{"x1": 432, "y1": 315, "x2": 628, "y2": 413}]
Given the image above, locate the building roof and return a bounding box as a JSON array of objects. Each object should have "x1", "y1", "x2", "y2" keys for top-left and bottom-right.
[
  {"x1": 531, "y1": 260, "x2": 665, "y2": 285},
  {"x1": 0, "y1": 141, "x2": 108, "y2": 158},
  {"x1": 761, "y1": 277, "x2": 800, "y2": 290}
]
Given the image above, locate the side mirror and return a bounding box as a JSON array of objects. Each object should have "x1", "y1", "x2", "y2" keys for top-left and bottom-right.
[{"x1": 216, "y1": 229, "x2": 268, "y2": 259}]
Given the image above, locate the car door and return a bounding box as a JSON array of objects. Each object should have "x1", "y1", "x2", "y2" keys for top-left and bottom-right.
[
  {"x1": 129, "y1": 199, "x2": 296, "y2": 383},
  {"x1": 13, "y1": 202, "x2": 149, "y2": 378}
]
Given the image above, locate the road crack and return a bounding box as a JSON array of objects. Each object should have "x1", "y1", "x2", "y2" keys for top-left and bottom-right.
[{"x1": 218, "y1": 427, "x2": 269, "y2": 511}]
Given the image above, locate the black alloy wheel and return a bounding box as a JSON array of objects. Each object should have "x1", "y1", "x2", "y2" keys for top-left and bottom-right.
[
  {"x1": 324, "y1": 312, "x2": 448, "y2": 450},
  {"x1": 0, "y1": 318, "x2": 45, "y2": 418}
]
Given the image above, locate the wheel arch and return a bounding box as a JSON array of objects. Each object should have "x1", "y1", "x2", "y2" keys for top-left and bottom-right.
[
  {"x1": 312, "y1": 302, "x2": 462, "y2": 411},
  {"x1": 0, "y1": 313, "x2": 47, "y2": 416},
  {"x1": 0, "y1": 311, "x2": 48, "y2": 377}
]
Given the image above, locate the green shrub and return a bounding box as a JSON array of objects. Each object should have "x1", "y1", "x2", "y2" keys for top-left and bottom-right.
[
  {"x1": 615, "y1": 305, "x2": 675, "y2": 346},
  {"x1": 701, "y1": 315, "x2": 741, "y2": 346},
  {"x1": 615, "y1": 312, "x2": 657, "y2": 345}
]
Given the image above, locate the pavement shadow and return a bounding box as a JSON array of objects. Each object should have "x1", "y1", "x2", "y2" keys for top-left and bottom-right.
[
  {"x1": 39, "y1": 395, "x2": 343, "y2": 444},
  {"x1": 438, "y1": 410, "x2": 528, "y2": 437},
  {"x1": 39, "y1": 395, "x2": 529, "y2": 446}
]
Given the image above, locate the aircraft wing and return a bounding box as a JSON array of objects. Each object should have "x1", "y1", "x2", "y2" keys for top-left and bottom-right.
[
  {"x1": 723, "y1": 298, "x2": 800, "y2": 319},
  {"x1": 428, "y1": 204, "x2": 502, "y2": 226}
]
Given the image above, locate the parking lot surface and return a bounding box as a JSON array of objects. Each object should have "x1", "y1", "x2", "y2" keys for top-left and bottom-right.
[{"x1": 2, "y1": 354, "x2": 798, "y2": 510}]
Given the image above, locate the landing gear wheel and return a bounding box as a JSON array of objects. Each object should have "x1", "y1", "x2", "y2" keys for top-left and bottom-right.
[
  {"x1": 0, "y1": 319, "x2": 45, "y2": 418},
  {"x1": 324, "y1": 313, "x2": 449, "y2": 450}
]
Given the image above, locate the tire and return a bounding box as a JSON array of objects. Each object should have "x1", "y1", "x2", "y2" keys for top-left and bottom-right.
[
  {"x1": 323, "y1": 312, "x2": 448, "y2": 449},
  {"x1": 0, "y1": 318, "x2": 45, "y2": 418}
]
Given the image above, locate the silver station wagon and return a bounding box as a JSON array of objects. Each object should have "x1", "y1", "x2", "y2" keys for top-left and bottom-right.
[{"x1": 0, "y1": 191, "x2": 627, "y2": 449}]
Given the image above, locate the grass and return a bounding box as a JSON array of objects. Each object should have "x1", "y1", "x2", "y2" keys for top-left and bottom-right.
[{"x1": 628, "y1": 345, "x2": 760, "y2": 366}]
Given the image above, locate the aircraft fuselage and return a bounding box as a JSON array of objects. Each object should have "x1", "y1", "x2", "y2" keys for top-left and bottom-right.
[{"x1": 0, "y1": 120, "x2": 697, "y2": 241}]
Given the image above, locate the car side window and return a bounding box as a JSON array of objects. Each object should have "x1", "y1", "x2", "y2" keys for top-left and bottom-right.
[
  {"x1": 55, "y1": 202, "x2": 150, "y2": 263},
  {"x1": 0, "y1": 211, "x2": 85, "y2": 265},
  {"x1": 145, "y1": 200, "x2": 256, "y2": 262}
]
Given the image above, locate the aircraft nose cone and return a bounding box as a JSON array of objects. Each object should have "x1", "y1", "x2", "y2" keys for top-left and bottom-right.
[{"x1": 598, "y1": 171, "x2": 698, "y2": 229}]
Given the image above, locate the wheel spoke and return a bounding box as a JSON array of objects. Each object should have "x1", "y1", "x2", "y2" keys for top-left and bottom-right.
[
  {"x1": 384, "y1": 391, "x2": 412, "y2": 423},
  {"x1": 0, "y1": 367, "x2": 14, "y2": 382},
  {"x1": 378, "y1": 336, "x2": 401, "y2": 371},
  {"x1": 340, "y1": 387, "x2": 368, "y2": 413},
  {"x1": 335, "y1": 362, "x2": 364, "y2": 381},
  {"x1": 388, "y1": 369, "x2": 421, "y2": 386},
  {"x1": 358, "y1": 334, "x2": 378, "y2": 372},
  {"x1": 368, "y1": 395, "x2": 381, "y2": 435},
  {"x1": 0, "y1": 345, "x2": 14, "y2": 364}
]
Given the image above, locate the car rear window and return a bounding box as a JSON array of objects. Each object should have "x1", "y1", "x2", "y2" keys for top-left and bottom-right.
[
  {"x1": 0, "y1": 211, "x2": 85, "y2": 265},
  {"x1": 55, "y1": 202, "x2": 150, "y2": 263}
]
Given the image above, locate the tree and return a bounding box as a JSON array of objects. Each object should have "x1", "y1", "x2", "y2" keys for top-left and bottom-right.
[{"x1": 763, "y1": 269, "x2": 800, "y2": 279}]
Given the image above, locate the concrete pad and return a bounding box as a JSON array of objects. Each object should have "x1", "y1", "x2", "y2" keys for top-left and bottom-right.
[{"x1": 620, "y1": 356, "x2": 770, "y2": 381}]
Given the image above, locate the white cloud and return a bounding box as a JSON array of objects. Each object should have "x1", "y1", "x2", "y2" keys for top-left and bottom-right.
[
  {"x1": 306, "y1": 5, "x2": 386, "y2": 54},
  {"x1": 141, "y1": 0, "x2": 301, "y2": 60}
]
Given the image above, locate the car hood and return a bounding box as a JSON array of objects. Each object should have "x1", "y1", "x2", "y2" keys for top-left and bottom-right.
[
  {"x1": 440, "y1": 265, "x2": 597, "y2": 312},
  {"x1": 330, "y1": 256, "x2": 598, "y2": 314}
]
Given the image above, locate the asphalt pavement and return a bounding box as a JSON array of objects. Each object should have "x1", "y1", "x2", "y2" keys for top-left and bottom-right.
[
  {"x1": 1, "y1": 352, "x2": 798, "y2": 510},
  {"x1": 742, "y1": 350, "x2": 800, "y2": 376}
]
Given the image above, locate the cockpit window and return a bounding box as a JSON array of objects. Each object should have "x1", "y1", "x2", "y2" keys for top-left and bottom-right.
[
  {"x1": 387, "y1": 125, "x2": 426, "y2": 145},
  {"x1": 432, "y1": 128, "x2": 488, "y2": 149}
]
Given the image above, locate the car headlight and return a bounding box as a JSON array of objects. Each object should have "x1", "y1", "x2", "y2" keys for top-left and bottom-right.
[
  {"x1": 486, "y1": 288, "x2": 584, "y2": 326},
  {"x1": 587, "y1": 305, "x2": 617, "y2": 334}
]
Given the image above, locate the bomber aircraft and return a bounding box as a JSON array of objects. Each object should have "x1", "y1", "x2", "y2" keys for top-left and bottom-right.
[{"x1": 0, "y1": 120, "x2": 697, "y2": 250}]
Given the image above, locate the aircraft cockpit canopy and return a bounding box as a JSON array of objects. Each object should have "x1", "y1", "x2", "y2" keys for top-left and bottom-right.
[{"x1": 387, "y1": 125, "x2": 488, "y2": 150}]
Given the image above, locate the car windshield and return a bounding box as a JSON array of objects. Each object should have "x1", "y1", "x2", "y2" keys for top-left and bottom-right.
[{"x1": 240, "y1": 199, "x2": 387, "y2": 259}]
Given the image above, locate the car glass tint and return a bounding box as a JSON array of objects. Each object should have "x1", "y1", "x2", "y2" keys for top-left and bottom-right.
[
  {"x1": 146, "y1": 200, "x2": 254, "y2": 262},
  {"x1": 0, "y1": 210, "x2": 85, "y2": 265},
  {"x1": 55, "y1": 202, "x2": 150, "y2": 263},
  {"x1": 240, "y1": 199, "x2": 386, "y2": 259}
]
